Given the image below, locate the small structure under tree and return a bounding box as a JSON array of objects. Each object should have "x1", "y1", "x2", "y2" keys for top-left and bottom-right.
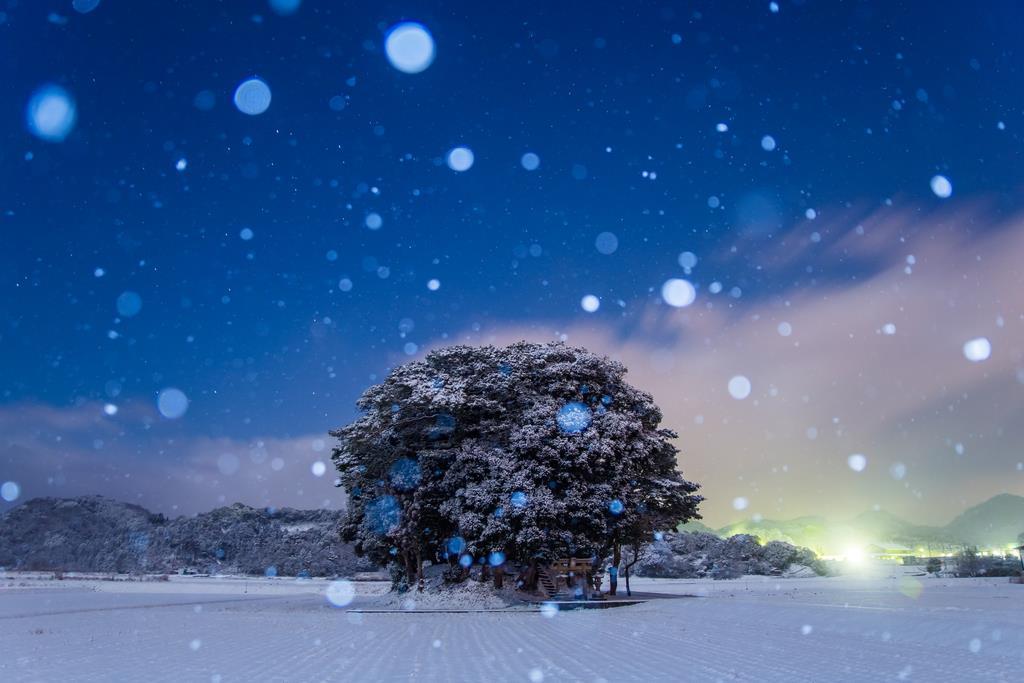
[{"x1": 330, "y1": 342, "x2": 702, "y2": 596}]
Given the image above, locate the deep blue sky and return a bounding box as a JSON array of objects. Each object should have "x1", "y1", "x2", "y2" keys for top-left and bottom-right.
[{"x1": 2, "y1": 1, "x2": 1023, "y2": 520}]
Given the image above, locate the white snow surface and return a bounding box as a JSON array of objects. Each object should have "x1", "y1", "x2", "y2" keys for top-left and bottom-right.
[
  {"x1": 2, "y1": 567, "x2": 1023, "y2": 681},
  {"x1": 375, "y1": 579, "x2": 520, "y2": 610}
]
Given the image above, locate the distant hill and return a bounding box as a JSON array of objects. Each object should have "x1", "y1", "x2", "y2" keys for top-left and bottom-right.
[
  {"x1": 843, "y1": 510, "x2": 949, "y2": 548},
  {"x1": 717, "y1": 515, "x2": 832, "y2": 552},
  {"x1": 676, "y1": 519, "x2": 717, "y2": 535},
  {"x1": 4, "y1": 494, "x2": 1020, "y2": 574},
  {"x1": 709, "y1": 494, "x2": 1024, "y2": 555},
  {"x1": 943, "y1": 494, "x2": 1024, "y2": 548},
  {"x1": 0, "y1": 496, "x2": 373, "y2": 576}
]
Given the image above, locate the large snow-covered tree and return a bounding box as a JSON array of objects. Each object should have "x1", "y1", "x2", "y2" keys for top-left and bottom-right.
[{"x1": 330, "y1": 342, "x2": 702, "y2": 587}]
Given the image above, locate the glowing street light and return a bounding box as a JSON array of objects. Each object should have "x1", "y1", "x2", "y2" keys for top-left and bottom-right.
[{"x1": 844, "y1": 546, "x2": 865, "y2": 565}]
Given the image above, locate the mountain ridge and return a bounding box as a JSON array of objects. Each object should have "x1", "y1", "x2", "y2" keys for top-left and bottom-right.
[
  {"x1": 0, "y1": 495, "x2": 372, "y2": 576},
  {"x1": 3, "y1": 493, "x2": 1020, "y2": 574},
  {"x1": 704, "y1": 494, "x2": 1024, "y2": 554}
]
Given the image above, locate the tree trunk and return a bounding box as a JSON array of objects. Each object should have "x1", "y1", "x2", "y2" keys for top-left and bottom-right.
[
  {"x1": 609, "y1": 541, "x2": 621, "y2": 596},
  {"x1": 401, "y1": 550, "x2": 414, "y2": 590},
  {"x1": 416, "y1": 548, "x2": 424, "y2": 590},
  {"x1": 522, "y1": 561, "x2": 538, "y2": 591},
  {"x1": 623, "y1": 545, "x2": 643, "y2": 597},
  {"x1": 494, "y1": 564, "x2": 504, "y2": 589}
]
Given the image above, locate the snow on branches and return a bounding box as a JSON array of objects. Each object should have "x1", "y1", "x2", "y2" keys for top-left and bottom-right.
[{"x1": 330, "y1": 342, "x2": 702, "y2": 586}]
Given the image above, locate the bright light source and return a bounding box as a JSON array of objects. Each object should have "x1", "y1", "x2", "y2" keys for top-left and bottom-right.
[{"x1": 844, "y1": 546, "x2": 865, "y2": 564}]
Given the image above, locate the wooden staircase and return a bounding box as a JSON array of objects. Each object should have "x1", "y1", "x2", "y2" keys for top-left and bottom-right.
[{"x1": 536, "y1": 567, "x2": 571, "y2": 600}]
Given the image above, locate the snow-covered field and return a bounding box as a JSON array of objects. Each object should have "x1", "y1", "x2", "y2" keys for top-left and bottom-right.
[{"x1": 2, "y1": 567, "x2": 1022, "y2": 682}]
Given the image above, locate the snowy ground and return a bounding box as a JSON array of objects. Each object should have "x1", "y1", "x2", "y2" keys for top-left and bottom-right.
[{"x1": 2, "y1": 566, "x2": 1022, "y2": 682}]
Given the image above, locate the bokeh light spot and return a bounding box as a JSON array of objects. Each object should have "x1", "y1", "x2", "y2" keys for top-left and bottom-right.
[
  {"x1": 157, "y1": 388, "x2": 189, "y2": 419},
  {"x1": 26, "y1": 85, "x2": 77, "y2": 142},
  {"x1": 384, "y1": 22, "x2": 435, "y2": 74},
  {"x1": 446, "y1": 146, "x2": 474, "y2": 172},
  {"x1": 661, "y1": 278, "x2": 696, "y2": 307},
  {"x1": 556, "y1": 402, "x2": 592, "y2": 433},
  {"x1": 233, "y1": 78, "x2": 272, "y2": 115},
  {"x1": 728, "y1": 375, "x2": 752, "y2": 400}
]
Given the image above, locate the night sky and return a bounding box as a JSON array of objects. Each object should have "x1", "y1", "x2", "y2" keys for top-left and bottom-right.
[{"x1": 2, "y1": 0, "x2": 1023, "y2": 525}]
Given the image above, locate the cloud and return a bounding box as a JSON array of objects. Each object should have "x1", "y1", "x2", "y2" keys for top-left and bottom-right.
[
  {"x1": 440, "y1": 204, "x2": 1024, "y2": 526},
  {"x1": 3, "y1": 204, "x2": 1020, "y2": 528},
  {"x1": 0, "y1": 401, "x2": 342, "y2": 516}
]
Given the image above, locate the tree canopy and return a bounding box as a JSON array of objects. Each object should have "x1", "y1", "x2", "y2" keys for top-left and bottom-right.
[{"x1": 330, "y1": 342, "x2": 702, "y2": 585}]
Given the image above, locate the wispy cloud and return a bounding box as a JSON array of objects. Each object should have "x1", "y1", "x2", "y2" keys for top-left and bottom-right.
[
  {"x1": 441, "y1": 204, "x2": 1024, "y2": 526},
  {"x1": 0, "y1": 401, "x2": 342, "y2": 516},
  {"x1": 3, "y1": 205, "x2": 1021, "y2": 527}
]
